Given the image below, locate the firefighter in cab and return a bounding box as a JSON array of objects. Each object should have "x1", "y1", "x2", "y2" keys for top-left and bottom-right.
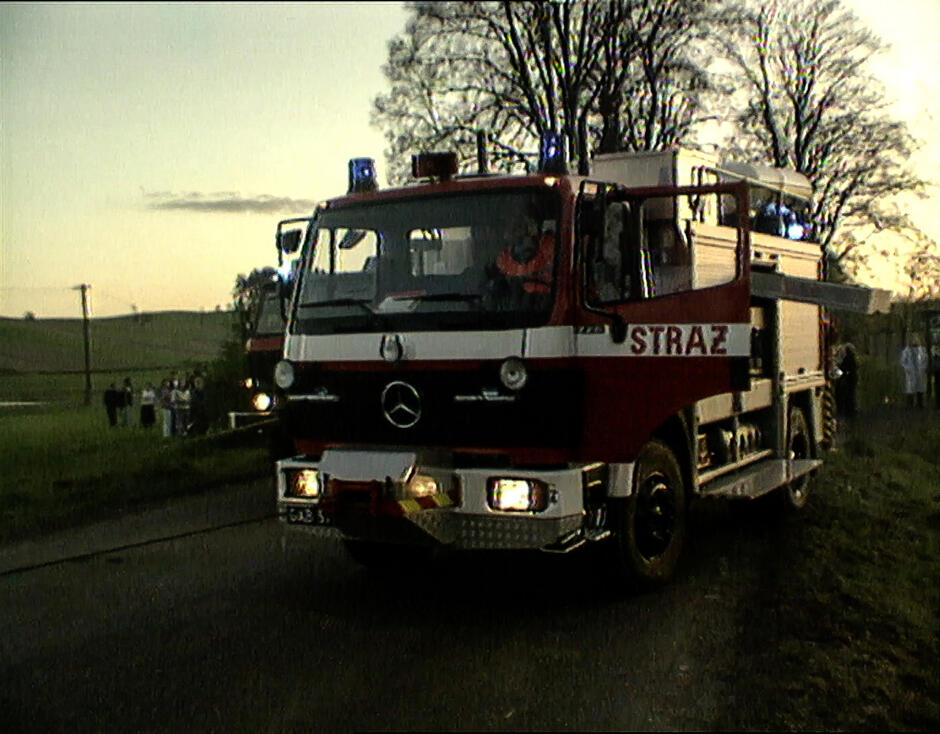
[{"x1": 494, "y1": 215, "x2": 554, "y2": 297}]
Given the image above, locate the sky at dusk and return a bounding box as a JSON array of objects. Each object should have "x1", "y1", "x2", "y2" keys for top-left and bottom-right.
[{"x1": 1, "y1": 0, "x2": 938, "y2": 319}]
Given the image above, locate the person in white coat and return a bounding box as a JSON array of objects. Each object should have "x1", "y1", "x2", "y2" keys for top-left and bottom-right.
[{"x1": 899, "y1": 334, "x2": 929, "y2": 408}]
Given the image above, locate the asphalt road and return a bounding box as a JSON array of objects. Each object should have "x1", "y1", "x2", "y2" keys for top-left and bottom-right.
[{"x1": 0, "y1": 482, "x2": 766, "y2": 733}]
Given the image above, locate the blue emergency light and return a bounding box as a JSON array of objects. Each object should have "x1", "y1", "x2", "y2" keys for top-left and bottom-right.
[
  {"x1": 538, "y1": 131, "x2": 568, "y2": 174},
  {"x1": 348, "y1": 158, "x2": 378, "y2": 193}
]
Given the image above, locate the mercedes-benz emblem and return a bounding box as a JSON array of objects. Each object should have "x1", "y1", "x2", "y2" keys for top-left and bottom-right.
[{"x1": 381, "y1": 381, "x2": 422, "y2": 429}]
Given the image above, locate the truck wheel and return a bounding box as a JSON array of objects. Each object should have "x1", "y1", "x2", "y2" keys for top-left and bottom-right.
[
  {"x1": 780, "y1": 406, "x2": 812, "y2": 510},
  {"x1": 609, "y1": 440, "x2": 686, "y2": 587}
]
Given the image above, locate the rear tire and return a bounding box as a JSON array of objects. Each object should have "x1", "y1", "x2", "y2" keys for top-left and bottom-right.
[
  {"x1": 608, "y1": 440, "x2": 687, "y2": 588},
  {"x1": 778, "y1": 405, "x2": 812, "y2": 510}
]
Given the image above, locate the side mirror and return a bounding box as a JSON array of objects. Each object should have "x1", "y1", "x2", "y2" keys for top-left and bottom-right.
[
  {"x1": 278, "y1": 228, "x2": 302, "y2": 254},
  {"x1": 610, "y1": 317, "x2": 627, "y2": 345},
  {"x1": 577, "y1": 196, "x2": 606, "y2": 242},
  {"x1": 338, "y1": 229, "x2": 367, "y2": 250}
]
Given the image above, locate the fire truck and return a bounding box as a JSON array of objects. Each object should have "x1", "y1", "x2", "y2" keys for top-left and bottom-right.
[
  {"x1": 228, "y1": 286, "x2": 286, "y2": 429},
  {"x1": 271, "y1": 139, "x2": 888, "y2": 585}
]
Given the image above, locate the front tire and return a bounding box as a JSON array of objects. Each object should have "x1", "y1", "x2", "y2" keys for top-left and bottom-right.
[{"x1": 609, "y1": 440, "x2": 687, "y2": 588}]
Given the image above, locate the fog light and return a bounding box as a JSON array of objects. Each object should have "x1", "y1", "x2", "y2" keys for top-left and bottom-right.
[
  {"x1": 487, "y1": 477, "x2": 550, "y2": 512},
  {"x1": 287, "y1": 469, "x2": 321, "y2": 498},
  {"x1": 405, "y1": 473, "x2": 440, "y2": 498},
  {"x1": 251, "y1": 392, "x2": 272, "y2": 411}
]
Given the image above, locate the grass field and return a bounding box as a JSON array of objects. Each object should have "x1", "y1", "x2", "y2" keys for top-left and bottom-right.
[
  {"x1": 0, "y1": 310, "x2": 239, "y2": 377},
  {"x1": 0, "y1": 403, "x2": 271, "y2": 542},
  {"x1": 717, "y1": 407, "x2": 940, "y2": 731},
  {"x1": 1, "y1": 309, "x2": 244, "y2": 407}
]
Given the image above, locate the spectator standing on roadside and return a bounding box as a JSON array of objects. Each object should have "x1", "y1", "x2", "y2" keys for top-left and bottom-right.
[
  {"x1": 835, "y1": 343, "x2": 858, "y2": 419},
  {"x1": 188, "y1": 374, "x2": 208, "y2": 435},
  {"x1": 120, "y1": 377, "x2": 134, "y2": 426},
  {"x1": 159, "y1": 379, "x2": 174, "y2": 437},
  {"x1": 140, "y1": 382, "x2": 157, "y2": 429},
  {"x1": 103, "y1": 383, "x2": 120, "y2": 427},
  {"x1": 172, "y1": 378, "x2": 192, "y2": 437},
  {"x1": 114, "y1": 380, "x2": 127, "y2": 425},
  {"x1": 900, "y1": 334, "x2": 929, "y2": 408}
]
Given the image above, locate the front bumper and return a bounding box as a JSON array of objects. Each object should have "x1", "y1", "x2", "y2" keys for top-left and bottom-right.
[{"x1": 276, "y1": 449, "x2": 588, "y2": 550}]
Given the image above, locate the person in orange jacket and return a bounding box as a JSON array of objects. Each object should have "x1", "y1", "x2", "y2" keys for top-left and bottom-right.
[{"x1": 495, "y1": 219, "x2": 554, "y2": 294}]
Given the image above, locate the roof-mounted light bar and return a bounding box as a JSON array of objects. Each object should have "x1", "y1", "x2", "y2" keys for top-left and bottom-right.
[
  {"x1": 412, "y1": 152, "x2": 458, "y2": 182},
  {"x1": 538, "y1": 131, "x2": 568, "y2": 175},
  {"x1": 348, "y1": 158, "x2": 378, "y2": 194}
]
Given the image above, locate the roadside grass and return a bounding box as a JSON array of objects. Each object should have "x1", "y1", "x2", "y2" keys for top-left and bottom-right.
[
  {"x1": 0, "y1": 403, "x2": 273, "y2": 542},
  {"x1": 856, "y1": 354, "x2": 906, "y2": 410},
  {"x1": 721, "y1": 407, "x2": 940, "y2": 731}
]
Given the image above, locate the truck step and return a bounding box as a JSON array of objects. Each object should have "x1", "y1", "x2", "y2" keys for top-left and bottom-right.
[{"x1": 699, "y1": 458, "x2": 822, "y2": 500}]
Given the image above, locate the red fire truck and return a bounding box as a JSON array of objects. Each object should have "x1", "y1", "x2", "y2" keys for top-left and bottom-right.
[
  {"x1": 271, "y1": 140, "x2": 887, "y2": 585},
  {"x1": 229, "y1": 287, "x2": 285, "y2": 429}
]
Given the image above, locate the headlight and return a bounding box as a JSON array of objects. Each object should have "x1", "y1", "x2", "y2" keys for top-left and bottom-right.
[
  {"x1": 274, "y1": 360, "x2": 295, "y2": 390},
  {"x1": 487, "y1": 477, "x2": 550, "y2": 512},
  {"x1": 251, "y1": 392, "x2": 272, "y2": 411},
  {"x1": 499, "y1": 357, "x2": 528, "y2": 391},
  {"x1": 286, "y1": 469, "x2": 321, "y2": 498}
]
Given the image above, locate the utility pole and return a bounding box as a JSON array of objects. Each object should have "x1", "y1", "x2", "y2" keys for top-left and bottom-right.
[{"x1": 74, "y1": 284, "x2": 92, "y2": 405}]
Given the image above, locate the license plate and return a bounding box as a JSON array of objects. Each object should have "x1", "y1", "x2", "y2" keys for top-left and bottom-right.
[{"x1": 286, "y1": 506, "x2": 333, "y2": 526}]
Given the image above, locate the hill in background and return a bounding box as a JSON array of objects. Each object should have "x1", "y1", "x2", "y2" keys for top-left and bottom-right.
[{"x1": 0, "y1": 311, "x2": 239, "y2": 374}]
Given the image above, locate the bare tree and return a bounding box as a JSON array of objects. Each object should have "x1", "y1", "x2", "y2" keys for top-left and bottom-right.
[
  {"x1": 373, "y1": 0, "x2": 719, "y2": 182},
  {"x1": 714, "y1": 0, "x2": 929, "y2": 275},
  {"x1": 902, "y1": 231, "x2": 940, "y2": 301},
  {"x1": 601, "y1": 0, "x2": 719, "y2": 153}
]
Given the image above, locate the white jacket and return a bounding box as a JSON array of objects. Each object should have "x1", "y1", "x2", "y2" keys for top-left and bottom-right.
[{"x1": 900, "y1": 345, "x2": 928, "y2": 393}]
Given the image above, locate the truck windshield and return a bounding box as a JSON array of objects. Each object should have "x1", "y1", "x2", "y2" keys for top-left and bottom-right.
[
  {"x1": 252, "y1": 293, "x2": 286, "y2": 337},
  {"x1": 292, "y1": 188, "x2": 559, "y2": 334}
]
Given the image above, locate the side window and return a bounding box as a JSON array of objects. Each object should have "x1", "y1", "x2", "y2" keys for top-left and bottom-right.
[
  {"x1": 644, "y1": 208, "x2": 692, "y2": 296},
  {"x1": 335, "y1": 229, "x2": 379, "y2": 273},
  {"x1": 310, "y1": 228, "x2": 379, "y2": 274},
  {"x1": 586, "y1": 191, "x2": 738, "y2": 303},
  {"x1": 305, "y1": 228, "x2": 379, "y2": 303},
  {"x1": 589, "y1": 202, "x2": 629, "y2": 303}
]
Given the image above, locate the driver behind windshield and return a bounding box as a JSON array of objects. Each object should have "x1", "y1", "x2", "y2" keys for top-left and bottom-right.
[{"x1": 495, "y1": 215, "x2": 554, "y2": 294}]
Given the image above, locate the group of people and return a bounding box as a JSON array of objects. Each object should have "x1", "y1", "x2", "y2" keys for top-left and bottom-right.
[
  {"x1": 103, "y1": 378, "x2": 142, "y2": 428},
  {"x1": 103, "y1": 372, "x2": 209, "y2": 437},
  {"x1": 834, "y1": 334, "x2": 937, "y2": 418}
]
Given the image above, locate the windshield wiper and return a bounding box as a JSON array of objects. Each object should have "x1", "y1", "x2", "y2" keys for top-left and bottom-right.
[
  {"x1": 401, "y1": 292, "x2": 482, "y2": 303},
  {"x1": 301, "y1": 298, "x2": 376, "y2": 314}
]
